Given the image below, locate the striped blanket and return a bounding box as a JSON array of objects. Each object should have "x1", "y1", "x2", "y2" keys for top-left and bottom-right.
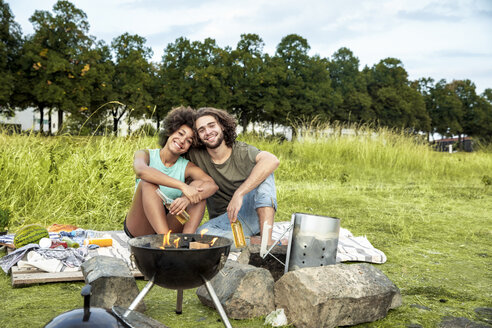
[{"x1": 272, "y1": 221, "x2": 387, "y2": 264}]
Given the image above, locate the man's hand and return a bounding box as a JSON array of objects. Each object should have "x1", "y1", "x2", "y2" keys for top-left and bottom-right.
[
  {"x1": 225, "y1": 150, "x2": 279, "y2": 223},
  {"x1": 181, "y1": 184, "x2": 203, "y2": 204},
  {"x1": 169, "y1": 196, "x2": 190, "y2": 215},
  {"x1": 227, "y1": 193, "x2": 244, "y2": 223}
]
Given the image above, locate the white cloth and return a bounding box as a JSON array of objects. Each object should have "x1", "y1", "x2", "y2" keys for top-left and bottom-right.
[
  {"x1": 86, "y1": 232, "x2": 137, "y2": 271},
  {"x1": 272, "y1": 221, "x2": 387, "y2": 264},
  {"x1": 17, "y1": 251, "x2": 65, "y2": 273}
]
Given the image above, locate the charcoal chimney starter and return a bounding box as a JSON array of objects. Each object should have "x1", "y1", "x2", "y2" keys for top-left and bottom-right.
[{"x1": 285, "y1": 213, "x2": 341, "y2": 273}]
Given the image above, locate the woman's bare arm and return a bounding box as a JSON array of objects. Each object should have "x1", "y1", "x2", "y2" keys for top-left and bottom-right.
[
  {"x1": 167, "y1": 162, "x2": 218, "y2": 215},
  {"x1": 133, "y1": 150, "x2": 202, "y2": 203}
]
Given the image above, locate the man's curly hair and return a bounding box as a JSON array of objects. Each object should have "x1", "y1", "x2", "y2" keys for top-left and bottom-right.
[
  {"x1": 195, "y1": 107, "x2": 237, "y2": 148},
  {"x1": 158, "y1": 106, "x2": 195, "y2": 147}
]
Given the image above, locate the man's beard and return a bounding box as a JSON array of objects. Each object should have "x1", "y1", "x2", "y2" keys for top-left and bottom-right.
[{"x1": 203, "y1": 132, "x2": 224, "y2": 149}]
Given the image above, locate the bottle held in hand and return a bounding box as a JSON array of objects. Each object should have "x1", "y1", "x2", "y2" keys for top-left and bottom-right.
[
  {"x1": 231, "y1": 220, "x2": 247, "y2": 249},
  {"x1": 155, "y1": 188, "x2": 190, "y2": 225}
]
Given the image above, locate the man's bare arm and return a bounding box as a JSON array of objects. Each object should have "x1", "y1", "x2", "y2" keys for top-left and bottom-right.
[
  {"x1": 227, "y1": 151, "x2": 279, "y2": 222},
  {"x1": 168, "y1": 162, "x2": 219, "y2": 215}
]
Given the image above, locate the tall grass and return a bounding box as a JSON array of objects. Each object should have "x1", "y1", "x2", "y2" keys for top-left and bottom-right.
[
  {"x1": 1, "y1": 126, "x2": 491, "y2": 328},
  {"x1": 243, "y1": 123, "x2": 490, "y2": 185},
  {"x1": 0, "y1": 132, "x2": 156, "y2": 229},
  {"x1": 1, "y1": 126, "x2": 490, "y2": 229}
]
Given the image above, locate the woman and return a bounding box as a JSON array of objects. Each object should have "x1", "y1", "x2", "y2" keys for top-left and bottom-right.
[{"x1": 124, "y1": 107, "x2": 218, "y2": 237}]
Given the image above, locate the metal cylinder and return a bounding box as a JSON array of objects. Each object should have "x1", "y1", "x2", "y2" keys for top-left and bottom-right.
[
  {"x1": 285, "y1": 213, "x2": 340, "y2": 273},
  {"x1": 125, "y1": 276, "x2": 155, "y2": 317}
]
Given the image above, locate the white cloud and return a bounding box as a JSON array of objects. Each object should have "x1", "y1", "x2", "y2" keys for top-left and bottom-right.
[{"x1": 7, "y1": 0, "x2": 492, "y2": 92}]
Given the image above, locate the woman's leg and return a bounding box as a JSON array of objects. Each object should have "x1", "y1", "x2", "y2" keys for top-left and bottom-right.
[
  {"x1": 149, "y1": 200, "x2": 206, "y2": 234},
  {"x1": 166, "y1": 213, "x2": 185, "y2": 232},
  {"x1": 126, "y1": 180, "x2": 170, "y2": 236},
  {"x1": 181, "y1": 200, "x2": 206, "y2": 233}
]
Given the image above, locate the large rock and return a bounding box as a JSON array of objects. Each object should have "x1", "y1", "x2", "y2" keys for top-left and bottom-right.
[
  {"x1": 236, "y1": 247, "x2": 251, "y2": 265},
  {"x1": 196, "y1": 261, "x2": 275, "y2": 319},
  {"x1": 474, "y1": 307, "x2": 492, "y2": 325},
  {"x1": 274, "y1": 263, "x2": 401, "y2": 328},
  {"x1": 81, "y1": 256, "x2": 145, "y2": 312}
]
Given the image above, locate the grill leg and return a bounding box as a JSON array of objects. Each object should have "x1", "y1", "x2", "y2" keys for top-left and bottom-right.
[
  {"x1": 203, "y1": 279, "x2": 232, "y2": 328},
  {"x1": 175, "y1": 289, "x2": 183, "y2": 314},
  {"x1": 124, "y1": 276, "x2": 155, "y2": 317}
]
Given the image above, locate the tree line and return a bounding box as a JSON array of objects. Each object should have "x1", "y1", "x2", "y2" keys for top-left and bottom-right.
[{"x1": 1, "y1": 0, "x2": 491, "y2": 141}]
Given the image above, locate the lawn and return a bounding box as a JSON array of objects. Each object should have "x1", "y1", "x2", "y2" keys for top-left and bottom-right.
[{"x1": 1, "y1": 128, "x2": 491, "y2": 327}]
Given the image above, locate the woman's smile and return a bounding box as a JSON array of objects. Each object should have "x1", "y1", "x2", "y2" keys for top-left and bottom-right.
[{"x1": 168, "y1": 124, "x2": 194, "y2": 154}]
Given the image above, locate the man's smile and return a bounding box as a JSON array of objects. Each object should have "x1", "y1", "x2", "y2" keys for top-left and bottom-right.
[{"x1": 205, "y1": 134, "x2": 217, "y2": 142}]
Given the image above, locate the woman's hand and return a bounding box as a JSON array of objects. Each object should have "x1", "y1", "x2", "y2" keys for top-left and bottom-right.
[
  {"x1": 180, "y1": 184, "x2": 203, "y2": 204},
  {"x1": 169, "y1": 196, "x2": 191, "y2": 215}
]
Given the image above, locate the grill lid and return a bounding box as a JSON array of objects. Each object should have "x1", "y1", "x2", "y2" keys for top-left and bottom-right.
[{"x1": 44, "y1": 285, "x2": 126, "y2": 328}]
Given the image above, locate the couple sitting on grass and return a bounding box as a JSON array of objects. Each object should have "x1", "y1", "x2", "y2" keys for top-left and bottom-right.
[{"x1": 124, "y1": 107, "x2": 280, "y2": 246}]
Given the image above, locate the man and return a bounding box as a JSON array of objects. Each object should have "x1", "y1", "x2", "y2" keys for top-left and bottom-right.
[{"x1": 187, "y1": 107, "x2": 279, "y2": 245}]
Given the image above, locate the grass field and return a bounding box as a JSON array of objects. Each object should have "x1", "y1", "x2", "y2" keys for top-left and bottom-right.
[{"x1": 1, "y1": 127, "x2": 491, "y2": 327}]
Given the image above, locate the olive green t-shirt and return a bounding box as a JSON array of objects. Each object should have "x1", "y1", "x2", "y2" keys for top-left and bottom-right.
[{"x1": 186, "y1": 142, "x2": 260, "y2": 219}]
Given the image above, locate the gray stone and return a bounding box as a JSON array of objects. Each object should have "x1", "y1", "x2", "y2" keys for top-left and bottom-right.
[
  {"x1": 274, "y1": 263, "x2": 401, "y2": 328},
  {"x1": 440, "y1": 316, "x2": 490, "y2": 328},
  {"x1": 406, "y1": 324, "x2": 423, "y2": 328},
  {"x1": 196, "y1": 261, "x2": 275, "y2": 319},
  {"x1": 475, "y1": 307, "x2": 492, "y2": 324},
  {"x1": 236, "y1": 247, "x2": 250, "y2": 265},
  {"x1": 81, "y1": 255, "x2": 144, "y2": 312}
]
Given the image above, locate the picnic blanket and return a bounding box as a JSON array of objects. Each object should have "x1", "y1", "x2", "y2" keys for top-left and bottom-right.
[
  {"x1": 1, "y1": 223, "x2": 386, "y2": 274},
  {"x1": 0, "y1": 231, "x2": 136, "y2": 273},
  {"x1": 272, "y1": 221, "x2": 387, "y2": 264}
]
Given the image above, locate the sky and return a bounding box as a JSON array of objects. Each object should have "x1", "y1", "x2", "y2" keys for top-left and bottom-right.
[{"x1": 7, "y1": 0, "x2": 492, "y2": 94}]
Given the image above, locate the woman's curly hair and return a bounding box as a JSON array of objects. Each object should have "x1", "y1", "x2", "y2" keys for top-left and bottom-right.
[
  {"x1": 195, "y1": 107, "x2": 237, "y2": 148},
  {"x1": 158, "y1": 106, "x2": 196, "y2": 147}
]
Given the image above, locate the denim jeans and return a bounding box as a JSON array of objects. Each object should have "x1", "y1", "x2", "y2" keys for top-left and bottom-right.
[{"x1": 197, "y1": 173, "x2": 277, "y2": 241}]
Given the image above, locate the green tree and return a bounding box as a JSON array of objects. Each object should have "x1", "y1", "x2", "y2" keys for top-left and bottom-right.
[
  {"x1": 447, "y1": 80, "x2": 487, "y2": 142},
  {"x1": 483, "y1": 89, "x2": 492, "y2": 103},
  {"x1": 148, "y1": 62, "x2": 164, "y2": 130},
  {"x1": 20, "y1": 0, "x2": 93, "y2": 133},
  {"x1": 111, "y1": 33, "x2": 153, "y2": 135},
  {"x1": 256, "y1": 53, "x2": 287, "y2": 133},
  {"x1": 275, "y1": 34, "x2": 312, "y2": 128},
  {"x1": 365, "y1": 58, "x2": 430, "y2": 132},
  {"x1": 159, "y1": 37, "x2": 194, "y2": 111},
  {"x1": 275, "y1": 34, "x2": 335, "y2": 133},
  {"x1": 0, "y1": 0, "x2": 22, "y2": 116},
  {"x1": 159, "y1": 37, "x2": 230, "y2": 118},
  {"x1": 329, "y1": 47, "x2": 372, "y2": 123},
  {"x1": 187, "y1": 38, "x2": 230, "y2": 109},
  {"x1": 428, "y1": 79, "x2": 463, "y2": 137},
  {"x1": 480, "y1": 88, "x2": 492, "y2": 142},
  {"x1": 306, "y1": 55, "x2": 338, "y2": 122},
  {"x1": 65, "y1": 41, "x2": 115, "y2": 134},
  {"x1": 229, "y1": 33, "x2": 266, "y2": 131}
]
